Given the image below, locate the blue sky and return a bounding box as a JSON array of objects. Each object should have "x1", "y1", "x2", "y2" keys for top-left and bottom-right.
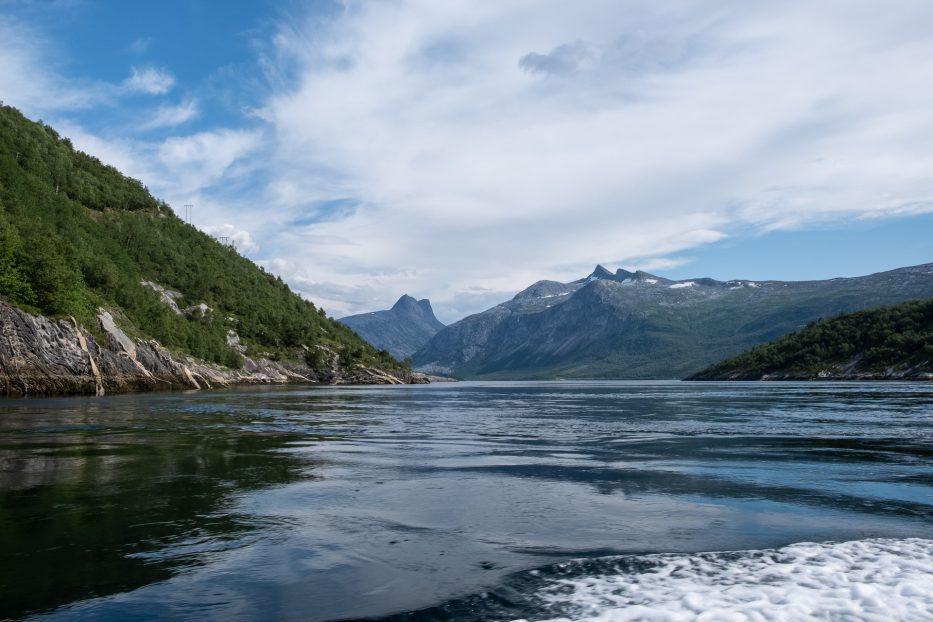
[{"x1": 1, "y1": 0, "x2": 932, "y2": 322}]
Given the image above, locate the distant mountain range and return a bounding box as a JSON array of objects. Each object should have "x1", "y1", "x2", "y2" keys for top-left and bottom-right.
[
  {"x1": 689, "y1": 298, "x2": 933, "y2": 380},
  {"x1": 411, "y1": 263, "x2": 933, "y2": 379},
  {"x1": 339, "y1": 295, "x2": 445, "y2": 359}
]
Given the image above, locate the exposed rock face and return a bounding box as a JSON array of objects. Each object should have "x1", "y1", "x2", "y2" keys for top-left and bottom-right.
[
  {"x1": 226, "y1": 329, "x2": 247, "y2": 354},
  {"x1": 339, "y1": 295, "x2": 445, "y2": 359},
  {"x1": 0, "y1": 301, "x2": 427, "y2": 397},
  {"x1": 141, "y1": 281, "x2": 184, "y2": 315},
  {"x1": 141, "y1": 280, "x2": 213, "y2": 319},
  {"x1": 186, "y1": 303, "x2": 212, "y2": 317}
]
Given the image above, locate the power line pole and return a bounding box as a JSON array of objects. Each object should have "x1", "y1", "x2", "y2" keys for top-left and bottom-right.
[{"x1": 183, "y1": 204, "x2": 193, "y2": 225}]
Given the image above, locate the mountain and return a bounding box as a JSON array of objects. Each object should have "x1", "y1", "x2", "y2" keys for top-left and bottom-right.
[
  {"x1": 413, "y1": 263, "x2": 933, "y2": 379},
  {"x1": 688, "y1": 299, "x2": 933, "y2": 380},
  {"x1": 0, "y1": 104, "x2": 419, "y2": 395},
  {"x1": 339, "y1": 295, "x2": 445, "y2": 359}
]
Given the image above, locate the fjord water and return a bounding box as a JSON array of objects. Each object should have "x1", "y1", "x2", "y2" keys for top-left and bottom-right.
[{"x1": 1, "y1": 382, "x2": 931, "y2": 621}]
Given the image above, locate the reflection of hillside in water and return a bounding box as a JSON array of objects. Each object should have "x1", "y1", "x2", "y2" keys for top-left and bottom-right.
[{"x1": 0, "y1": 392, "x2": 327, "y2": 621}]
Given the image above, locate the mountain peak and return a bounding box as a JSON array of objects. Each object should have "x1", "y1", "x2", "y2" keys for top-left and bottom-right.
[
  {"x1": 588, "y1": 265, "x2": 614, "y2": 280},
  {"x1": 389, "y1": 295, "x2": 444, "y2": 329},
  {"x1": 391, "y1": 294, "x2": 419, "y2": 311},
  {"x1": 417, "y1": 298, "x2": 434, "y2": 315},
  {"x1": 340, "y1": 295, "x2": 445, "y2": 359}
]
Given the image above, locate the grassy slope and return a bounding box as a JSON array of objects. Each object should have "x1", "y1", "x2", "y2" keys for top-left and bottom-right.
[
  {"x1": 688, "y1": 299, "x2": 933, "y2": 379},
  {"x1": 0, "y1": 104, "x2": 402, "y2": 372}
]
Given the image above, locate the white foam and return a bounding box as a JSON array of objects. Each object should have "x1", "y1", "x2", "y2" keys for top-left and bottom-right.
[{"x1": 517, "y1": 538, "x2": 933, "y2": 622}]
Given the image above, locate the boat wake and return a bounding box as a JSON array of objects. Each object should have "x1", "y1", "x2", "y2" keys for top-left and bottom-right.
[
  {"x1": 515, "y1": 538, "x2": 933, "y2": 622},
  {"x1": 379, "y1": 538, "x2": 933, "y2": 621}
]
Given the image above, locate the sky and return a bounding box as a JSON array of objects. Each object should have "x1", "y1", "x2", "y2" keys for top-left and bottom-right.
[{"x1": 1, "y1": 0, "x2": 932, "y2": 323}]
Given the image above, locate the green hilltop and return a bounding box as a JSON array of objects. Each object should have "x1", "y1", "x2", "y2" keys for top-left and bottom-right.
[
  {"x1": 689, "y1": 298, "x2": 933, "y2": 380},
  {"x1": 0, "y1": 103, "x2": 401, "y2": 373}
]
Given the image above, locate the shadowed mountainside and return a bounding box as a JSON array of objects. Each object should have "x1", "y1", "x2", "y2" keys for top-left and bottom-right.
[
  {"x1": 414, "y1": 264, "x2": 933, "y2": 379},
  {"x1": 339, "y1": 295, "x2": 445, "y2": 359}
]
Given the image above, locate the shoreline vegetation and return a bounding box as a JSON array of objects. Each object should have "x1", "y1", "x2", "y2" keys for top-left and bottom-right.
[
  {"x1": 688, "y1": 299, "x2": 933, "y2": 381},
  {"x1": 0, "y1": 104, "x2": 420, "y2": 395}
]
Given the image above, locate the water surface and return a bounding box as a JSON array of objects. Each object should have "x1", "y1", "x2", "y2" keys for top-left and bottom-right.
[{"x1": 0, "y1": 381, "x2": 931, "y2": 620}]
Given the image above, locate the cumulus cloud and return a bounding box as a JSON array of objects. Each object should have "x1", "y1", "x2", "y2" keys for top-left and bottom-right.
[{"x1": 122, "y1": 66, "x2": 175, "y2": 95}]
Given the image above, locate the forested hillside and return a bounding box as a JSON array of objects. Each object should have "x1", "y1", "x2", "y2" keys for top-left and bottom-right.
[
  {"x1": 0, "y1": 104, "x2": 400, "y2": 372},
  {"x1": 689, "y1": 299, "x2": 933, "y2": 380}
]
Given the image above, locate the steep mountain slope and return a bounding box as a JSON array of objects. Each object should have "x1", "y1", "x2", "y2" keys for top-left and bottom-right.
[
  {"x1": 414, "y1": 264, "x2": 933, "y2": 379},
  {"x1": 0, "y1": 104, "x2": 411, "y2": 394},
  {"x1": 339, "y1": 295, "x2": 445, "y2": 359},
  {"x1": 689, "y1": 299, "x2": 933, "y2": 380}
]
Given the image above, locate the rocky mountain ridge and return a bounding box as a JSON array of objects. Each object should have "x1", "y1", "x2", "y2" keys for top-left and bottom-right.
[{"x1": 413, "y1": 263, "x2": 933, "y2": 379}]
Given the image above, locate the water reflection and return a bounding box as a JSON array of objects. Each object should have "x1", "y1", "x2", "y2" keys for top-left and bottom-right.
[
  {"x1": 0, "y1": 392, "x2": 317, "y2": 620},
  {"x1": 0, "y1": 382, "x2": 930, "y2": 621}
]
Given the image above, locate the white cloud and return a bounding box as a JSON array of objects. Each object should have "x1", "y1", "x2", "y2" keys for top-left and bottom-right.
[
  {"x1": 140, "y1": 99, "x2": 200, "y2": 130},
  {"x1": 58, "y1": 122, "x2": 158, "y2": 183},
  {"x1": 202, "y1": 224, "x2": 259, "y2": 253},
  {"x1": 623, "y1": 257, "x2": 695, "y2": 273},
  {"x1": 158, "y1": 129, "x2": 262, "y2": 194},
  {"x1": 0, "y1": 19, "x2": 101, "y2": 112},
  {"x1": 5, "y1": 1, "x2": 933, "y2": 323},
  {"x1": 123, "y1": 66, "x2": 175, "y2": 95},
  {"x1": 249, "y1": 0, "x2": 933, "y2": 319},
  {"x1": 0, "y1": 21, "x2": 175, "y2": 114},
  {"x1": 129, "y1": 37, "x2": 152, "y2": 54}
]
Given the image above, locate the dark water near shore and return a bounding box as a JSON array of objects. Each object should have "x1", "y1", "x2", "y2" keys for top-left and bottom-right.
[{"x1": 0, "y1": 381, "x2": 931, "y2": 621}]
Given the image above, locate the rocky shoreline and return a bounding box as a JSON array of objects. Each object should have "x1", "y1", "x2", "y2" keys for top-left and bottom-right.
[{"x1": 0, "y1": 301, "x2": 427, "y2": 398}]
